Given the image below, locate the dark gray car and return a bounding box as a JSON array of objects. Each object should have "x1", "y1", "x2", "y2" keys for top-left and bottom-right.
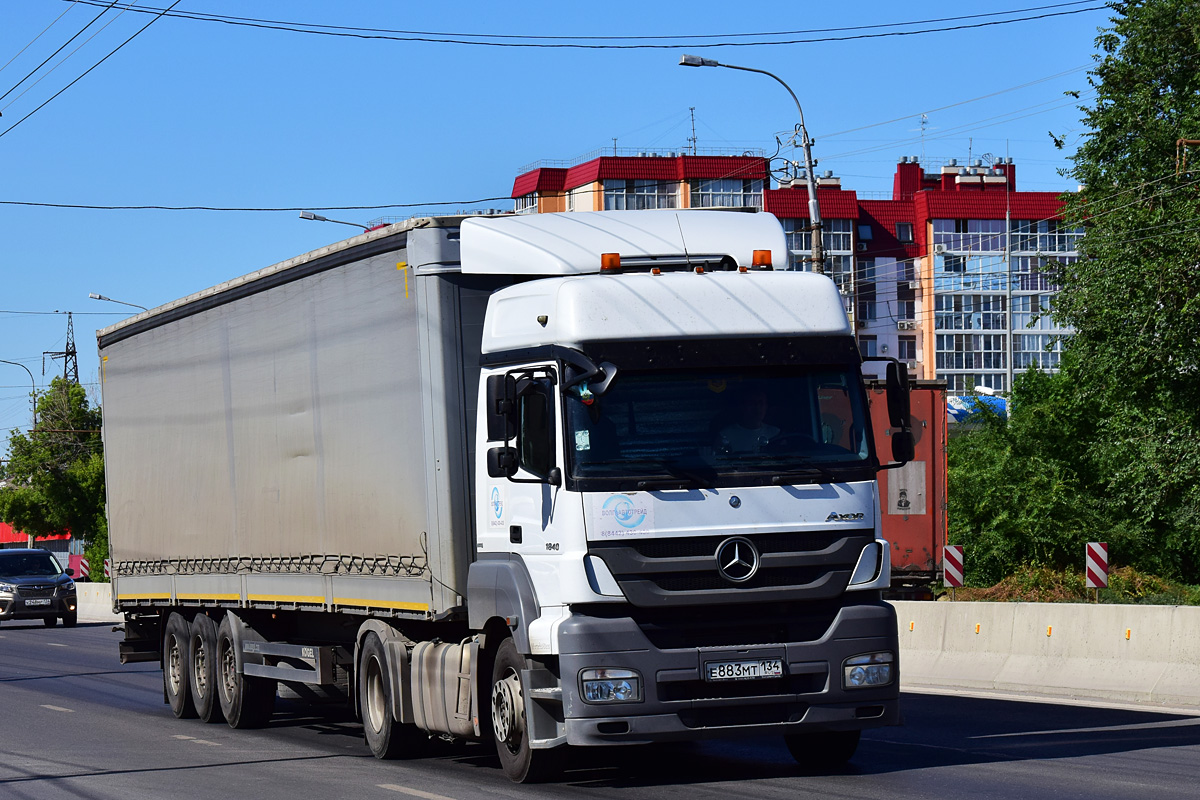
[{"x1": 0, "y1": 549, "x2": 78, "y2": 627}]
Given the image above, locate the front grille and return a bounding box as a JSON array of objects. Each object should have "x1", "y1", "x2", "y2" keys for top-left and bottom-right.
[
  {"x1": 589, "y1": 529, "x2": 873, "y2": 607},
  {"x1": 18, "y1": 586, "x2": 54, "y2": 598},
  {"x1": 658, "y1": 672, "x2": 826, "y2": 702}
]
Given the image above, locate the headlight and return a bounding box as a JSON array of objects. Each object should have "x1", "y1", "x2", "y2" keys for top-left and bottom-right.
[
  {"x1": 0, "y1": 582, "x2": 15, "y2": 594},
  {"x1": 843, "y1": 652, "x2": 894, "y2": 689},
  {"x1": 61, "y1": 579, "x2": 75, "y2": 590},
  {"x1": 581, "y1": 668, "x2": 642, "y2": 703}
]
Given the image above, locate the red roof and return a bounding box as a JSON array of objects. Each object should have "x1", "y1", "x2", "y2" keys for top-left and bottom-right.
[
  {"x1": 857, "y1": 199, "x2": 922, "y2": 260},
  {"x1": 0, "y1": 521, "x2": 68, "y2": 544},
  {"x1": 511, "y1": 168, "x2": 567, "y2": 198},
  {"x1": 914, "y1": 190, "x2": 1066, "y2": 221},
  {"x1": 763, "y1": 187, "x2": 860, "y2": 219}
]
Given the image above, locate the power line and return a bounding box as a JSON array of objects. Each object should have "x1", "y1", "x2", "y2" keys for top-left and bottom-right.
[
  {"x1": 0, "y1": 1, "x2": 80, "y2": 80},
  {"x1": 57, "y1": 1, "x2": 1107, "y2": 49},
  {"x1": 0, "y1": 1, "x2": 179, "y2": 141},
  {"x1": 0, "y1": 196, "x2": 512, "y2": 211},
  {"x1": 0, "y1": 0, "x2": 118, "y2": 104}
]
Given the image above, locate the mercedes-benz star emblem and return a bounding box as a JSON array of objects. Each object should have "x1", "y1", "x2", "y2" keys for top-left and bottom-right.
[{"x1": 715, "y1": 536, "x2": 760, "y2": 583}]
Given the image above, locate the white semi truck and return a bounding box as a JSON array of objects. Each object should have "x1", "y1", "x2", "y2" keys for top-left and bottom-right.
[{"x1": 101, "y1": 210, "x2": 912, "y2": 782}]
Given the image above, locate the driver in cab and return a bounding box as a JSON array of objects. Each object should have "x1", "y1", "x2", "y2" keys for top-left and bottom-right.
[{"x1": 715, "y1": 387, "x2": 779, "y2": 455}]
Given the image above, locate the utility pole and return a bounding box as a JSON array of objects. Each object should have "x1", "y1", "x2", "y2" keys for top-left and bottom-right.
[
  {"x1": 688, "y1": 107, "x2": 697, "y2": 155},
  {"x1": 43, "y1": 312, "x2": 79, "y2": 384}
]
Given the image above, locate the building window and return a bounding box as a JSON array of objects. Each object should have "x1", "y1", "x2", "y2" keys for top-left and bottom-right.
[
  {"x1": 858, "y1": 298, "x2": 876, "y2": 321},
  {"x1": 933, "y1": 219, "x2": 1006, "y2": 252},
  {"x1": 859, "y1": 336, "x2": 877, "y2": 358},
  {"x1": 1011, "y1": 219, "x2": 1084, "y2": 253},
  {"x1": 898, "y1": 336, "x2": 917, "y2": 361},
  {"x1": 857, "y1": 225, "x2": 873, "y2": 241},
  {"x1": 934, "y1": 294, "x2": 1006, "y2": 331},
  {"x1": 783, "y1": 218, "x2": 853, "y2": 254},
  {"x1": 514, "y1": 193, "x2": 538, "y2": 214},
  {"x1": 934, "y1": 333, "x2": 1007, "y2": 371},
  {"x1": 604, "y1": 180, "x2": 678, "y2": 210},
  {"x1": 897, "y1": 300, "x2": 916, "y2": 320},
  {"x1": 943, "y1": 255, "x2": 966, "y2": 273},
  {"x1": 857, "y1": 258, "x2": 876, "y2": 283},
  {"x1": 690, "y1": 178, "x2": 763, "y2": 208},
  {"x1": 567, "y1": 183, "x2": 595, "y2": 212},
  {"x1": 895, "y1": 222, "x2": 914, "y2": 243}
]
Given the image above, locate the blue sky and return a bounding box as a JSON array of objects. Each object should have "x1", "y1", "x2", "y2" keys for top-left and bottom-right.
[{"x1": 0, "y1": 0, "x2": 1107, "y2": 439}]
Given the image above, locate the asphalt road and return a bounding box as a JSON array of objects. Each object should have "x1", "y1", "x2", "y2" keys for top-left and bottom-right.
[{"x1": 2, "y1": 621, "x2": 1199, "y2": 800}]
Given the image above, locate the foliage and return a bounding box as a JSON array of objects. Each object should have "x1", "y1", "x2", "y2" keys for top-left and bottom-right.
[
  {"x1": 950, "y1": 565, "x2": 1200, "y2": 605},
  {"x1": 0, "y1": 378, "x2": 107, "y2": 580},
  {"x1": 949, "y1": 1, "x2": 1200, "y2": 584}
]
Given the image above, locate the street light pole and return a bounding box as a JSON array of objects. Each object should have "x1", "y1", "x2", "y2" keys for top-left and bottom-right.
[
  {"x1": 0, "y1": 358, "x2": 37, "y2": 426},
  {"x1": 88, "y1": 292, "x2": 148, "y2": 312},
  {"x1": 299, "y1": 211, "x2": 370, "y2": 232},
  {"x1": 679, "y1": 54, "x2": 824, "y2": 274}
]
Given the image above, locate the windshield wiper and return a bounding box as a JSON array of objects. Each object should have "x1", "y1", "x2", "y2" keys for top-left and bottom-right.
[
  {"x1": 768, "y1": 460, "x2": 839, "y2": 484},
  {"x1": 627, "y1": 458, "x2": 716, "y2": 491}
]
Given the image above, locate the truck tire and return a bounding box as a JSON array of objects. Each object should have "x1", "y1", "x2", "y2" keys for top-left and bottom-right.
[
  {"x1": 164, "y1": 612, "x2": 198, "y2": 719},
  {"x1": 188, "y1": 614, "x2": 225, "y2": 723},
  {"x1": 216, "y1": 614, "x2": 275, "y2": 729},
  {"x1": 357, "y1": 632, "x2": 424, "y2": 760},
  {"x1": 784, "y1": 729, "x2": 860, "y2": 770},
  {"x1": 490, "y1": 637, "x2": 556, "y2": 783}
]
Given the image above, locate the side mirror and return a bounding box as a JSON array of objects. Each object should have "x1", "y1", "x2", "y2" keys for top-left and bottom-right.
[
  {"x1": 885, "y1": 361, "x2": 911, "y2": 429},
  {"x1": 486, "y1": 374, "x2": 517, "y2": 442},
  {"x1": 487, "y1": 446, "x2": 518, "y2": 478},
  {"x1": 65, "y1": 568, "x2": 75, "y2": 577},
  {"x1": 891, "y1": 430, "x2": 915, "y2": 463}
]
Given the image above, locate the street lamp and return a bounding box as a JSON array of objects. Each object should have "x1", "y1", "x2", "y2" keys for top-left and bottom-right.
[
  {"x1": 0, "y1": 358, "x2": 37, "y2": 425},
  {"x1": 679, "y1": 54, "x2": 825, "y2": 274},
  {"x1": 299, "y1": 211, "x2": 370, "y2": 231},
  {"x1": 88, "y1": 292, "x2": 148, "y2": 312}
]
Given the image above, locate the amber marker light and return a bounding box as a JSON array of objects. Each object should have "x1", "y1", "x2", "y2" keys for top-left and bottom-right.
[
  {"x1": 600, "y1": 253, "x2": 621, "y2": 272},
  {"x1": 752, "y1": 249, "x2": 772, "y2": 267}
]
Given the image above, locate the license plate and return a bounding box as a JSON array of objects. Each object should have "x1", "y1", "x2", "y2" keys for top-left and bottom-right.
[
  {"x1": 24, "y1": 598, "x2": 52, "y2": 607},
  {"x1": 705, "y1": 659, "x2": 784, "y2": 681}
]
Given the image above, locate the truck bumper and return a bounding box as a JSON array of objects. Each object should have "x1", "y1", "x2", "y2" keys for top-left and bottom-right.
[{"x1": 554, "y1": 600, "x2": 899, "y2": 747}]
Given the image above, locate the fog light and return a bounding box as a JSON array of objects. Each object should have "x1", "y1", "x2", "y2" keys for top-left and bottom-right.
[
  {"x1": 68, "y1": 604, "x2": 76, "y2": 611},
  {"x1": 843, "y1": 652, "x2": 894, "y2": 688},
  {"x1": 581, "y1": 668, "x2": 641, "y2": 703}
]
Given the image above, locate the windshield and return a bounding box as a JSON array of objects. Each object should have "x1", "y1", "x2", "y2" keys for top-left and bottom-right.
[
  {"x1": 565, "y1": 366, "x2": 872, "y2": 489},
  {"x1": 0, "y1": 552, "x2": 63, "y2": 578}
]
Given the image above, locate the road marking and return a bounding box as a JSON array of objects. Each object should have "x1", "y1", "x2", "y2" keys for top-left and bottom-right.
[
  {"x1": 191, "y1": 739, "x2": 221, "y2": 746},
  {"x1": 172, "y1": 735, "x2": 195, "y2": 740},
  {"x1": 378, "y1": 785, "x2": 457, "y2": 800},
  {"x1": 47, "y1": 643, "x2": 68, "y2": 647},
  {"x1": 972, "y1": 718, "x2": 1200, "y2": 739},
  {"x1": 40, "y1": 705, "x2": 73, "y2": 713}
]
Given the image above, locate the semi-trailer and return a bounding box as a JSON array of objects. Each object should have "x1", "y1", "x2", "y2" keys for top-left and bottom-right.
[{"x1": 100, "y1": 209, "x2": 913, "y2": 782}]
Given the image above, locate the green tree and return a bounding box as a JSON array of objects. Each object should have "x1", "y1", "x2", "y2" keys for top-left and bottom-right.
[
  {"x1": 951, "y1": 1, "x2": 1200, "y2": 584},
  {"x1": 0, "y1": 378, "x2": 107, "y2": 580},
  {"x1": 1055, "y1": 0, "x2": 1200, "y2": 579}
]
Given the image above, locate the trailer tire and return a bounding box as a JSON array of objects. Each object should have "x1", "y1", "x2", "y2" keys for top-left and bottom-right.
[
  {"x1": 188, "y1": 614, "x2": 225, "y2": 724},
  {"x1": 784, "y1": 729, "x2": 860, "y2": 770},
  {"x1": 490, "y1": 637, "x2": 556, "y2": 783},
  {"x1": 164, "y1": 612, "x2": 198, "y2": 719},
  {"x1": 216, "y1": 614, "x2": 275, "y2": 729}
]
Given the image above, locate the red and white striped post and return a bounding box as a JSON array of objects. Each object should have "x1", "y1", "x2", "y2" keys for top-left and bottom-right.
[
  {"x1": 103, "y1": 558, "x2": 112, "y2": 580},
  {"x1": 1086, "y1": 542, "x2": 1108, "y2": 601},
  {"x1": 78, "y1": 557, "x2": 90, "y2": 579},
  {"x1": 943, "y1": 545, "x2": 964, "y2": 600}
]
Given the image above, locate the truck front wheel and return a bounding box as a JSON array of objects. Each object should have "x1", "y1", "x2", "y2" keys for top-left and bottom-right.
[
  {"x1": 490, "y1": 637, "x2": 556, "y2": 783},
  {"x1": 164, "y1": 612, "x2": 197, "y2": 719},
  {"x1": 215, "y1": 614, "x2": 274, "y2": 728},
  {"x1": 784, "y1": 729, "x2": 860, "y2": 770}
]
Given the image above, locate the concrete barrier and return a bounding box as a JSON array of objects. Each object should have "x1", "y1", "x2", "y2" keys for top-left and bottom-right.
[
  {"x1": 893, "y1": 600, "x2": 1200, "y2": 709},
  {"x1": 76, "y1": 583, "x2": 122, "y2": 623}
]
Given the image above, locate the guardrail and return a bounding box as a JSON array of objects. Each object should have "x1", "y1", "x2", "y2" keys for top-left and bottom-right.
[{"x1": 893, "y1": 600, "x2": 1200, "y2": 709}]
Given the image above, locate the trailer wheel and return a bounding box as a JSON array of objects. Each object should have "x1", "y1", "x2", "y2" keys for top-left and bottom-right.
[
  {"x1": 490, "y1": 637, "x2": 556, "y2": 783},
  {"x1": 216, "y1": 614, "x2": 275, "y2": 728},
  {"x1": 784, "y1": 729, "x2": 860, "y2": 770},
  {"x1": 164, "y1": 612, "x2": 197, "y2": 719},
  {"x1": 188, "y1": 614, "x2": 225, "y2": 724}
]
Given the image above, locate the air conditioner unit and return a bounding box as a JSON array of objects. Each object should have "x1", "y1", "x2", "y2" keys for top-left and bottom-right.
[
  {"x1": 933, "y1": 243, "x2": 947, "y2": 255},
  {"x1": 856, "y1": 319, "x2": 870, "y2": 328},
  {"x1": 905, "y1": 361, "x2": 919, "y2": 372},
  {"x1": 897, "y1": 280, "x2": 913, "y2": 290},
  {"x1": 897, "y1": 320, "x2": 916, "y2": 330},
  {"x1": 856, "y1": 242, "x2": 868, "y2": 252}
]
